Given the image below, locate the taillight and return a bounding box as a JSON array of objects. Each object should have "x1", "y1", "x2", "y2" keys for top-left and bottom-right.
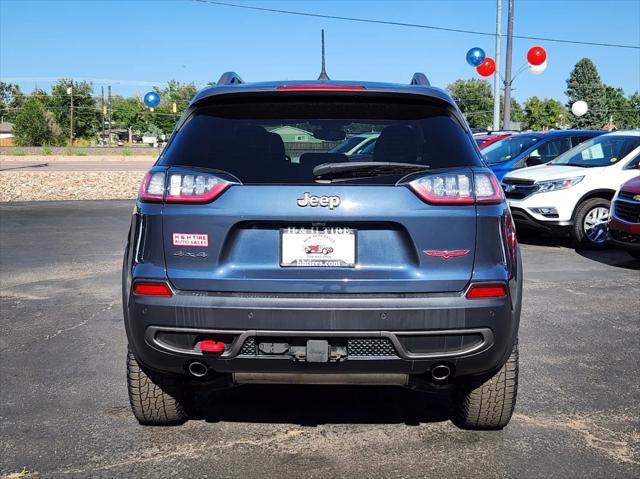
[
  {"x1": 139, "y1": 171, "x2": 165, "y2": 202},
  {"x1": 503, "y1": 210, "x2": 518, "y2": 278},
  {"x1": 165, "y1": 172, "x2": 229, "y2": 203},
  {"x1": 409, "y1": 171, "x2": 504, "y2": 205},
  {"x1": 138, "y1": 171, "x2": 230, "y2": 204},
  {"x1": 133, "y1": 281, "x2": 172, "y2": 297},
  {"x1": 466, "y1": 283, "x2": 507, "y2": 299}
]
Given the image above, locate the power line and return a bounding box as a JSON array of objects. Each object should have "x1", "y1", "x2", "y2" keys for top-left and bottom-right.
[{"x1": 192, "y1": 0, "x2": 640, "y2": 50}]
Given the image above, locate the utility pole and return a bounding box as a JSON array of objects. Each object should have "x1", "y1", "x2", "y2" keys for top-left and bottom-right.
[
  {"x1": 68, "y1": 83, "x2": 74, "y2": 145},
  {"x1": 101, "y1": 86, "x2": 106, "y2": 145},
  {"x1": 492, "y1": 0, "x2": 502, "y2": 131},
  {"x1": 108, "y1": 85, "x2": 112, "y2": 147},
  {"x1": 502, "y1": 0, "x2": 514, "y2": 130}
]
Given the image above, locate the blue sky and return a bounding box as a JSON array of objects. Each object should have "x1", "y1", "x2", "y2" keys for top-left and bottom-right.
[{"x1": 1, "y1": 0, "x2": 639, "y2": 104}]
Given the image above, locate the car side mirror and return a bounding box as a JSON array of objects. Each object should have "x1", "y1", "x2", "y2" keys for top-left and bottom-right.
[{"x1": 525, "y1": 155, "x2": 544, "y2": 167}]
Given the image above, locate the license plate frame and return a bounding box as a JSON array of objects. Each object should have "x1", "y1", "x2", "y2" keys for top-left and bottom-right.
[{"x1": 280, "y1": 226, "x2": 357, "y2": 268}]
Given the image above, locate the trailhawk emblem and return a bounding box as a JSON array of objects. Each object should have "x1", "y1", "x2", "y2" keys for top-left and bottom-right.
[{"x1": 297, "y1": 192, "x2": 341, "y2": 209}]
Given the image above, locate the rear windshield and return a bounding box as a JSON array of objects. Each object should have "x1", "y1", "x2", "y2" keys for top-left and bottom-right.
[{"x1": 159, "y1": 99, "x2": 482, "y2": 184}]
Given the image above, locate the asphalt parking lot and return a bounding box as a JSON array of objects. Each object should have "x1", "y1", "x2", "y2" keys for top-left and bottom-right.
[{"x1": 1, "y1": 201, "x2": 639, "y2": 478}]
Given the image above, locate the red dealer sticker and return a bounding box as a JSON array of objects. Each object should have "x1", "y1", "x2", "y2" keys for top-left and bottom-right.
[{"x1": 172, "y1": 233, "x2": 209, "y2": 247}]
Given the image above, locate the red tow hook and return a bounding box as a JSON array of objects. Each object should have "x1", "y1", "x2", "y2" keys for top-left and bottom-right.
[{"x1": 199, "y1": 340, "x2": 225, "y2": 354}]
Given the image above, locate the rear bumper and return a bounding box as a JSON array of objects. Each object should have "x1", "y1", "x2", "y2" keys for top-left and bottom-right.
[{"x1": 125, "y1": 270, "x2": 522, "y2": 381}]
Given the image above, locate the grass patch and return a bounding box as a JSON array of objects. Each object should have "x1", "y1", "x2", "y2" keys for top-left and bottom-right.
[
  {"x1": 64, "y1": 147, "x2": 73, "y2": 156},
  {"x1": 75, "y1": 149, "x2": 87, "y2": 156},
  {"x1": 13, "y1": 148, "x2": 26, "y2": 156},
  {"x1": 4, "y1": 468, "x2": 30, "y2": 478},
  {"x1": 122, "y1": 147, "x2": 132, "y2": 156},
  {"x1": 41, "y1": 145, "x2": 53, "y2": 155}
]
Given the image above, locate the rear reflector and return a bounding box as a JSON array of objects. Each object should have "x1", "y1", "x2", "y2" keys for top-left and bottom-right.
[
  {"x1": 199, "y1": 340, "x2": 226, "y2": 354},
  {"x1": 276, "y1": 84, "x2": 366, "y2": 91},
  {"x1": 466, "y1": 283, "x2": 507, "y2": 299},
  {"x1": 133, "y1": 282, "x2": 172, "y2": 297}
]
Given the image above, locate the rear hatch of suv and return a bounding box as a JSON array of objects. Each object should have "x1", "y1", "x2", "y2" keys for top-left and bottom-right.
[{"x1": 147, "y1": 90, "x2": 491, "y2": 294}]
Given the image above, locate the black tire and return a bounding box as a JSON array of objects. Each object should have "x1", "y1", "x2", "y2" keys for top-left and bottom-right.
[
  {"x1": 127, "y1": 349, "x2": 188, "y2": 426},
  {"x1": 452, "y1": 340, "x2": 519, "y2": 430},
  {"x1": 571, "y1": 197, "x2": 611, "y2": 249}
]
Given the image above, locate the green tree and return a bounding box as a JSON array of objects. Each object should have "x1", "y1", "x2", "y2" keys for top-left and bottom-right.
[
  {"x1": 13, "y1": 97, "x2": 59, "y2": 146},
  {"x1": 446, "y1": 79, "x2": 493, "y2": 129},
  {"x1": 603, "y1": 86, "x2": 638, "y2": 129},
  {"x1": 111, "y1": 96, "x2": 147, "y2": 133},
  {"x1": 523, "y1": 97, "x2": 565, "y2": 130},
  {"x1": 565, "y1": 58, "x2": 607, "y2": 129},
  {"x1": 627, "y1": 92, "x2": 640, "y2": 129},
  {"x1": 0, "y1": 82, "x2": 25, "y2": 122},
  {"x1": 148, "y1": 81, "x2": 198, "y2": 135},
  {"x1": 49, "y1": 79, "x2": 100, "y2": 142}
]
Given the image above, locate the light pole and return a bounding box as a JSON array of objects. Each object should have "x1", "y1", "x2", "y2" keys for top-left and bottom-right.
[
  {"x1": 502, "y1": 0, "x2": 515, "y2": 130},
  {"x1": 492, "y1": 0, "x2": 502, "y2": 131}
]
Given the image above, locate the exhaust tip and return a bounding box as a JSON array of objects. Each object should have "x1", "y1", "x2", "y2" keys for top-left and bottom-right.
[
  {"x1": 188, "y1": 361, "x2": 208, "y2": 378},
  {"x1": 431, "y1": 364, "x2": 451, "y2": 382}
]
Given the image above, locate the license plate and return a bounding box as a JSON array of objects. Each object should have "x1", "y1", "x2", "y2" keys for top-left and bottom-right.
[{"x1": 280, "y1": 227, "x2": 356, "y2": 267}]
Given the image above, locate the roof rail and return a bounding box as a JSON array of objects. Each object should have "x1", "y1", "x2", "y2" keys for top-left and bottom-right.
[
  {"x1": 216, "y1": 72, "x2": 244, "y2": 86},
  {"x1": 410, "y1": 73, "x2": 430, "y2": 86}
]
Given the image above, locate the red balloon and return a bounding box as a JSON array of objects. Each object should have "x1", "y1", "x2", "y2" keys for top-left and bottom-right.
[
  {"x1": 476, "y1": 57, "x2": 496, "y2": 77},
  {"x1": 527, "y1": 46, "x2": 547, "y2": 66}
]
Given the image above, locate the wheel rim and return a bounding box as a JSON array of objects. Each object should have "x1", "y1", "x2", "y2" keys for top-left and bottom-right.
[{"x1": 583, "y1": 206, "x2": 609, "y2": 244}]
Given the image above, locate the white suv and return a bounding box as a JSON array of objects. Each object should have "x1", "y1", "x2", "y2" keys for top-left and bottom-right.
[{"x1": 502, "y1": 131, "x2": 640, "y2": 247}]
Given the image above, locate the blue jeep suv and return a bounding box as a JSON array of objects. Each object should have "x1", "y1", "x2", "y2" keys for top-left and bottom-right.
[
  {"x1": 483, "y1": 129, "x2": 605, "y2": 181},
  {"x1": 123, "y1": 73, "x2": 522, "y2": 430}
]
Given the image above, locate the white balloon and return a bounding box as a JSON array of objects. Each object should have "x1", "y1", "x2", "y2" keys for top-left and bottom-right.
[
  {"x1": 571, "y1": 100, "x2": 589, "y2": 117},
  {"x1": 528, "y1": 59, "x2": 547, "y2": 75}
]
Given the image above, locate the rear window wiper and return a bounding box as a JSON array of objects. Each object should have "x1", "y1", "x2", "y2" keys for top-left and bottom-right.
[{"x1": 313, "y1": 162, "x2": 430, "y2": 182}]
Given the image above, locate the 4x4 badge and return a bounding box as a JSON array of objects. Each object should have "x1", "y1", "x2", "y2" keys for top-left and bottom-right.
[{"x1": 297, "y1": 192, "x2": 340, "y2": 209}]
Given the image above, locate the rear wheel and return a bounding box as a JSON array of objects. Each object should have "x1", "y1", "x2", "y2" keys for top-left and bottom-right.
[
  {"x1": 571, "y1": 198, "x2": 611, "y2": 248},
  {"x1": 452, "y1": 340, "x2": 519, "y2": 430},
  {"x1": 127, "y1": 349, "x2": 188, "y2": 426}
]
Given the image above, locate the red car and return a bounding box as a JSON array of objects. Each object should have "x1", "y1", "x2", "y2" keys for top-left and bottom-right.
[
  {"x1": 304, "y1": 244, "x2": 334, "y2": 255},
  {"x1": 474, "y1": 133, "x2": 513, "y2": 150},
  {"x1": 608, "y1": 176, "x2": 640, "y2": 260}
]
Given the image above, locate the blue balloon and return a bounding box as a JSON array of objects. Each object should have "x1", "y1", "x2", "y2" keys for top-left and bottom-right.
[
  {"x1": 143, "y1": 91, "x2": 160, "y2": 108},
  {"x1": 466, "y1": 47, "x2": 486, "y2": 67}
]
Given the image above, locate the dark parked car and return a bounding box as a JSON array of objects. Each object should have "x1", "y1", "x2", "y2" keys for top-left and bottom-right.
[
  {"x1": 123, "y1": 72, "x2": 522, "y2": 430},
  {"x1": 608, "y1": 176, "x2": 640, "y2": 259},
  {"x1": 483, "y1": 130, "x2": 605, "y2": 181}
]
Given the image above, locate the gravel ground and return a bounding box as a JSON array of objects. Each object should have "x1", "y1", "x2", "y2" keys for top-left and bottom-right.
[{"x1": 0, "y1": 171, "x2": 145, "y2": 201}]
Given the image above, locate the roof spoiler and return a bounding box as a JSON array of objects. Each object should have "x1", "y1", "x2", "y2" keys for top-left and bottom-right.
[
  {"x1": 410, "y1": 73, "x2": 430, "y2": 86},
  {"x1": 216, "y1": 72, "x2": 244, "y2": 86}
]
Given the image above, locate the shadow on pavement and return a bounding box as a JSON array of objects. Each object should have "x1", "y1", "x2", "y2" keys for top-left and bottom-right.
[
  {"x1": 191, "y1": 384, "x2": 452, "y2": 426},
  {"x1": 575, "y1": 248, "x2": 640, "y2": 270},
  {"x1": 517, "y1": 230, "x2": 640, "y2": 270}
]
